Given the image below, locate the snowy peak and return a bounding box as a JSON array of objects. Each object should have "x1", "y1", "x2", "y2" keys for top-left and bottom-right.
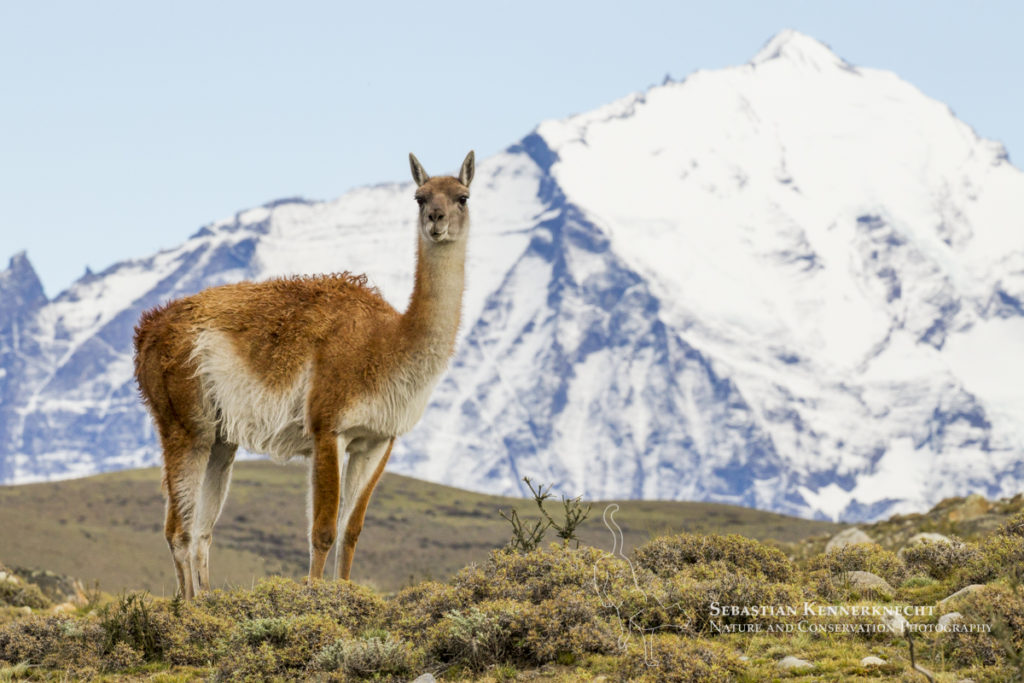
[
  {"x1": 751, "y1": 29, "x2": 851, "y2": 70},
  {"x1": 0, "y1": 252, "x2": 47, "y2": 320}
]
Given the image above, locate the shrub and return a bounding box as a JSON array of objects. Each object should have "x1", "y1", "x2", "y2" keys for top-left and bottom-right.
[
  {"x1": 425, "y1": 600, "x2": 532, "y2": 671},
  {"x1": 901, "y1": 539, "x2": 979, "y2": 580},
  {"x1": 668, "y1": 566, "x2": 803, "y2": 633},
  {"x1": 996, "y1": 512, "x2": 1024, "y2": 538},
  {"x1": 387, "y1": 581, "x2": 473, "y2": 637},
  {"x1": 957, "y1": 534, "x2": 1024, "y2": 586},
  {"x1": 0, "y1": 615, "x2": 103, "y2": 671},
  {"x1": 522, "y1": 587, "x2": 619, "y2": 661},
  {"x1": 808, "y1": 543, "x2": 907, "y2": 586},
  {"x1": 937, "y1": 583, "x2": 1024, "y2": 671},
  {"x1": 239, "y1": 617, "x2": 290, "y2": 647},
  {"x1": 634, "y1": 533, "x2": 793, "y2": 582},
  {"x1": 217, "y1": 613, "x2": 344, "y2": 680},
  {"x1": 158, "y1": 600, "x2": 233, "y2": 666},
  {"x1": 197, "y1": 576, "x2": 384, "y2": 630},
  {"x1": 0, "y1": 574, "x2": 50, "y2": 610},
  {"x1": 454, "y1": 543, "x2": 625, "y2": 604},
  {"x1": 616, "y1": 634, "x2": 742, "y2": 682},
  {"x1": 314, "y1": 632, "x2": 421, "y2": 680},
  {"x1": 102, "y1": 641, "x2": 143, "y2": 672}
]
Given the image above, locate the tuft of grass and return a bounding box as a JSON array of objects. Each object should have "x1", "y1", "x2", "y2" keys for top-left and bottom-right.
[
  {"x1": 0, "y1": 661, "x2": 32, "y2": 682},
  {"x1": 99, "y1": 592, "x2": 165, "y2": 662}
]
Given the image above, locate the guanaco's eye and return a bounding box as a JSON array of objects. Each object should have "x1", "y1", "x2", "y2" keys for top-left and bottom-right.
[
  {"x1": 415, "y1": 196, "x2": 425, "y2": 207},
  {"x1": 458, "y1": 196, "x2": 468, "y2": 206}
]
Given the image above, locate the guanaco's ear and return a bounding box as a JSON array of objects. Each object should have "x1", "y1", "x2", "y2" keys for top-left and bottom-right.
[
  {"x1": 409, "y1": 153, "x2": 429, "y2": 187},
  {"x1": 459, "y1": 150, "x2": 475, "y2": 187}
]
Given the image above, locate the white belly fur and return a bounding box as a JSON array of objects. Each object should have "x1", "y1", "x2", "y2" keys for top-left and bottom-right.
[
  {"x1": 193, "y1": 330, "x2": 442, "y2": 457},
  {"x1": 193, "y1": 330, "x2": 313, "y2": 461}
]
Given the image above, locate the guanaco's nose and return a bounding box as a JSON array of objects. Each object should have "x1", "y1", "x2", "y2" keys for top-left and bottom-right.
[{"x1": 428, "y1": 209, "x2": 445, "y2": 223}]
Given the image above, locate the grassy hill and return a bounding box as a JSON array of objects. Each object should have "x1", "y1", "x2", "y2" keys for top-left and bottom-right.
[{"x1": 0, "y1": 461, "x2": 839, "y2": 594}]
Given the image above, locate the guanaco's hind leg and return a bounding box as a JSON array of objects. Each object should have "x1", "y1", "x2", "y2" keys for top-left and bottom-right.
[
  {"x1": 333, "y1": 437, "x2": 394, "y2": 581},
  {"x1": 161, "y1": 427, "x2": 212, "y2": 600},
  {"x1": 191, "y1": 435, "x2": 237, "y2": 593}
]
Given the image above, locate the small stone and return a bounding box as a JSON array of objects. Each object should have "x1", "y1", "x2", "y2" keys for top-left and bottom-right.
[
  {"x1": 938, "y1": 612, "x2": 963, "y2": 628},
  {"x1": 411, "y1": 675, "x2": 437, "y2": 683},
  {"x1": 52, "y1": 601, "x2": 76, "y2": 614},
  {"x1": 882, "y1": 611, "x2": 909, "y2": 636},
  {"x1": 826, "y1": 527, "x2": 873, "y2": 552},
  {"x1": 906, "y1": 532, "x2": 953, "y2": 545},
  {"x1": 939, "y1": 584, "x2": 986, "y2": 606},
  {"x1": 739, "y1": 655, "x2": 750, "y2": 662},
  {"x1": 861, "y1": 656, "x2": 885, "y2": 666},
  {"x1": 19, "y1": 606, "x2": 31, "y2": 616},
  {"x1": 777, "y1": 656, "x2": 813, "y2": 671}
]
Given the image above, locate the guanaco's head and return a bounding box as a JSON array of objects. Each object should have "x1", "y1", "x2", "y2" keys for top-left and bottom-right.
[{"x1": 409, "y1": 151, "x2": 474, "y2": 244}]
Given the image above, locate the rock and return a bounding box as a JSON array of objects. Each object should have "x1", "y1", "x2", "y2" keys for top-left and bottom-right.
[
  {"x1": 861, "y1": 656, "x2": 886, "y2": 666},
  {"x1": 947, "y1": 494, "x2": 991, "y2": 523},
  {"x1": 739, "y1": 655, "x2": 750, "y2": 662},
  {"x1": 843, "y1": 570, "x2": 895, "y2": 596},
  {"x1": 411, "y1": 675, "x2": 437, "y2": 683},
  {"x1": 938, "y1": 612, "x2": 962, "y2": 629},
  {"x1": 19, "y1": 606, "x2": 31, "y2": 616},
  {"x1": 906, "y1": 532, "x2": 953, "y2": 545},
  {"x1": 777, "y1": 656, "x2": 813, "y2": 671},
  {"x1": 939, "y1": 584, "x2": 986, "y2": 606},
  {"x1": 882, "y1": 611, "x2": 908, "y2": 636},
  {"x1": 826, "y1": 527, "x2": 873, "y2": 552}
]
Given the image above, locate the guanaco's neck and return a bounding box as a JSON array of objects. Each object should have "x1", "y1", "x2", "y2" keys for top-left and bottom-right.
[{"x1": 398, "y1": 235, "x2": 467, "y2": 367}]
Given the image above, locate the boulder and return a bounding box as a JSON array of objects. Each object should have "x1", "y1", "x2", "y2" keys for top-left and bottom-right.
[
  {"x1": 861, "y1": 656, "x2": 886, "y2": 666},
  {"x1": 938, "y1": 612, "x2": 962, "y2": 629},
  {"x1": 844, "y1": 570, "x2": 894, "y2": 596},
  {"x1": 882, "y1": 611, "x2": 908, "y2": 636},
  {"x1": 938, "y1": 584, "x2": 986, "y2": 607},
  {"x1": 906, "y1": 532, "x2": 953, "y2": 545},
  {"x1": 825, "y1": 528, "x2": 873, "y2": 552}
]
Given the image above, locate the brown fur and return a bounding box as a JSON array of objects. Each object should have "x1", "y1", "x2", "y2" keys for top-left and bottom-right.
[{"x1": 133, "y1": 151, "x2": 475, "y2": 598}]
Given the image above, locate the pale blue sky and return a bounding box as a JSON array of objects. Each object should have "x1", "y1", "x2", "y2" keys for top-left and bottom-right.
[{"x1": 2, "y1": 1, "x2": 1022, "y2": 297}]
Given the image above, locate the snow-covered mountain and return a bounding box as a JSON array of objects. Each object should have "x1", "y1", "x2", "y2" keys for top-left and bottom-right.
[{"x1": 2, "y1": 30, "x2": 1023, "y2": 521}]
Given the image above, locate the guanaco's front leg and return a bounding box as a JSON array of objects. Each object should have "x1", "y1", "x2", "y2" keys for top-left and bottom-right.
[
  {"x1": 334, "y1": 437, "x2": 394, "y2": 580},
  {"x1": 309, "y1": 432, "x2": 341, "y2": 581}
]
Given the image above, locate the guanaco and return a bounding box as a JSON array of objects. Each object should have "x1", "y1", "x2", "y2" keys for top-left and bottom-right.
[{"x1": 133, "y1": 152, "x2": 474, "y2": 597}]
